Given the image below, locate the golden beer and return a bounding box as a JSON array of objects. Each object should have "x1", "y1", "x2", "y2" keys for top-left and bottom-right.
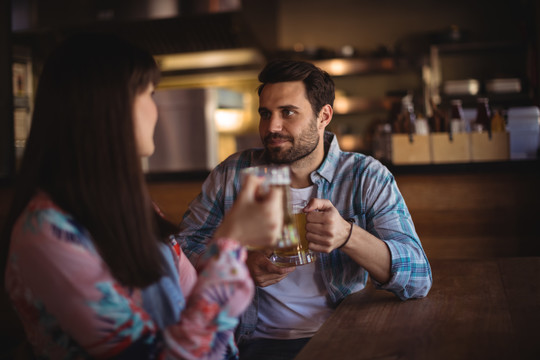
[
  {"x1": 240, "y1": 165, "x2": 300, "y2": 251},
  {"x1": 271, "y1": 208, "x2": 316, "y2": 266}
]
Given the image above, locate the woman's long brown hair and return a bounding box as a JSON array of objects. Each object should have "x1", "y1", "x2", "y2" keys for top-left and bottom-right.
[{"x1": 2, "y1": 33, "x2": 173, "y2": 288}]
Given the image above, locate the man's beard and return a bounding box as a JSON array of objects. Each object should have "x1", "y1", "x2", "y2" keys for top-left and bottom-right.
[{"x1": 263, "y1": 119, "x2": 319, "y2": 164}]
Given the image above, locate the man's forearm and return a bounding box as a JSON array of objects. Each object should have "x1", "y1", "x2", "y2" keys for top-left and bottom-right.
[{"x1": 339, "y1": 225, "x2": 392, "y2": 284}]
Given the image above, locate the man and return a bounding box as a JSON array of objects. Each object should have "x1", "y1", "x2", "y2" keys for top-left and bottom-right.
[{"x1": 177, "y1": 59, "x2": 432, "y2": 359}]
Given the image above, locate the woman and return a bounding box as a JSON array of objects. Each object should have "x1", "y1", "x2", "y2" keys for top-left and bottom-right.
[{"x1": 2, "y1": 33, "x2": 282, "y2": 359}]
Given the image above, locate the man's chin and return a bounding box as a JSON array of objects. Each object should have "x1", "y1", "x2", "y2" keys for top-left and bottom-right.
[{"x1": 265, "y1": 149, "x2": 289, "y2": 164}]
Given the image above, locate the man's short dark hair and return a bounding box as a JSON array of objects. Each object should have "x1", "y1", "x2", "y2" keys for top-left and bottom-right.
[{"x1": 257, "y1": 59, "x2": 335, "y2": 116}]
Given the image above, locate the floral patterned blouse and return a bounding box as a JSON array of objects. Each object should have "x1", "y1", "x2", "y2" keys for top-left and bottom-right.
[{"x1": 4, "y1": 192, "x2": 254, "y2": 359}]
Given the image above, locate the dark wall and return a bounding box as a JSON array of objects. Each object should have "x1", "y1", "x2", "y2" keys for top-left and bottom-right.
[{"x1": 1, "y1": 0, "x2": 14, "y2": 182}]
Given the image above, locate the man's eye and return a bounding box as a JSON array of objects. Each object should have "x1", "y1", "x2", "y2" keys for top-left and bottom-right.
[
  {"x1": 283, "y1": 109, "x2": 294, "y2": 117},
  {"x1": 259, "y1": 111, "x2": 270, "y2": 120}
]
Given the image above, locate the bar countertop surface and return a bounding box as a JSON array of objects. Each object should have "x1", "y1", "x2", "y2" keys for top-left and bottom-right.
[{"x1": 294, "y1": 257, "x2": 540, "y2": 360}]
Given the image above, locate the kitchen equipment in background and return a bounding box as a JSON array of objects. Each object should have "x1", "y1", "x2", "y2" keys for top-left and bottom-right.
[
  {"x1": 213, "y1": 88, "x2": 245, "y2": 133},
  {"x1": 146, "y1": 87, "x2": 251, "y2": 174},
  {"x1": 486, "y1": 78, "x2": 521, "y2": 94},
  {"x1": 147, "y1": 88, "x2": 219, "y2": 173},
  {"x1": 443, "y1": 79, "x2": 480, "y2": 96}
]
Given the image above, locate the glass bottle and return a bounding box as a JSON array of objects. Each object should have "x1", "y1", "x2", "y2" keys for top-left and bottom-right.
[
  {"x1": 388, "y1": 99, "x2": 403, "y2": 134},
  {"x1": 415, "y1": 113, "x2": 429, "y2": 135},
  {"x1": 401, "y1": 95, "x2": 416, "y2": 135},
  {"x1": 473, "y1": 97, "x2": 491, "y2": 133},
  {"x1": 449, "y1": 99, "x2": 466, "y2": 133},
  {"x1": 490, "y1": 109, "x2": 506, "y2": 132},
  {"x1": 428, "y1": 100, "x2": 447, "y2": 133},
  {"x1": 372, "y1": 121, "x2": 392, "y2": 162}
]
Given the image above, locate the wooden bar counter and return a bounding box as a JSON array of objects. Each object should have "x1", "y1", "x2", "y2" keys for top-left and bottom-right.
[{"x1": 294, "y1": 258, "x2": 540, "y2": 360}]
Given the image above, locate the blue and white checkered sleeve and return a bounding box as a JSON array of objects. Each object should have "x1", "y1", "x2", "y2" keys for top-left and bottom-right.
[
  {"x1": 365, "y1": 167, "x2": 432, "y2": 300},
  {"x1": 176, "y1": 166, "x2": 229, "y2": 267}
]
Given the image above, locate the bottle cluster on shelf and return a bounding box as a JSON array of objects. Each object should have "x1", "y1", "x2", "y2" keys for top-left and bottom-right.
[
  {"x1": 371, "y1": 93, "x2": 539, "y2": 165},
  {"x1": 387, "y1": 95, "x2": 507, "y2": 137}
]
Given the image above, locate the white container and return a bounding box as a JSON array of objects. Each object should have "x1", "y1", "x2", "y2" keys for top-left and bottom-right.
[
  {"x1": 443, "y1": 79, "x2": 480, "y2": 96},
  {"x1": 507, "y1": 106, "x2": 539, "y2": 160},
  {"x1": 486, "y1": 78, "x2": 521, "y2": 94},
  {"x1": 507, "y1": 106, "x2": 539, "y2": 119}
]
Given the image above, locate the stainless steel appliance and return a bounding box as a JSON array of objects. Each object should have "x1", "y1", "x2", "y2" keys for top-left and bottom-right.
[{"x1": 147, "y1": 88, "x2": 218, "y2": 173}]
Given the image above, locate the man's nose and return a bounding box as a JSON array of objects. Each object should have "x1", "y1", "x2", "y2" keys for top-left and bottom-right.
[{"x1": 267, "y1": 113, "x2": 283, "y2": 132}]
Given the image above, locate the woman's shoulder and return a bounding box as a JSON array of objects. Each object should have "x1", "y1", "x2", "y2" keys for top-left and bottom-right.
[{"x1": 11, "y1": 191, "x2": 95, "y2": 253}]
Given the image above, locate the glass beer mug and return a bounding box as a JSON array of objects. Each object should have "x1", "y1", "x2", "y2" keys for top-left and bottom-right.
[
  {"x1": 271, "y1": 199, "x2": 316, "y2": 266},
  {"x1": 240, "y1": 165, "x2": 316, "y2": 266}
]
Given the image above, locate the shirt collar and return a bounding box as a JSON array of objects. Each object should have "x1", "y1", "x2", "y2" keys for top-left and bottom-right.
[{"x1": 312, "y1": 131, "x2": 341, "y2": 184}]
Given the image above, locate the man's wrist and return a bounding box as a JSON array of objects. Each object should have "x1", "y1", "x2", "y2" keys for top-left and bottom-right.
[{"x1": 338, "y1": 219, "x2": 355, "y2": 249}]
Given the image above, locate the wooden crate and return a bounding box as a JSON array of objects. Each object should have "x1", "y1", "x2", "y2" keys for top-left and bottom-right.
[
  {"x1": 391, "y1": 134, "x2": 431, "y2": 164},
  {"x1": 470, "y1": 132, "x2": 509, "y2": 162},
  {"x1": 430, "y1": 132, "x2": 471, "y2": 163}
]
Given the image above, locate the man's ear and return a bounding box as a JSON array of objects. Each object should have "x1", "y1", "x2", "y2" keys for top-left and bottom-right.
[{"x1": 318, "y1": 104, "x2": 333, "y2": 129}]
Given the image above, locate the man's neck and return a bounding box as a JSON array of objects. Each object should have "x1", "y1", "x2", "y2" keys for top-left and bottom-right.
[{"x1": 289, "y1": 140, "x2": 326, "y2": 188}]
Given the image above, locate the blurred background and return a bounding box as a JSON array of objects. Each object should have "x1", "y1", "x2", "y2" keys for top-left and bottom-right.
[
  {"x1": 1, "y1": 1, "x2": 539, "y2": 357},
  {"x1": 2, "y1": 0, "x2": 539, "y2": 175}
]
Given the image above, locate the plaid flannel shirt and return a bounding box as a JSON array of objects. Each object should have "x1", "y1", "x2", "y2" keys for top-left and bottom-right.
[{"x1": 176, "y1": 132, "x2": 432, "y2": 343}]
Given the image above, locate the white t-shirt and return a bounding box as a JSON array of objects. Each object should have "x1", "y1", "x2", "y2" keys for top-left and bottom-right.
[{"x1": 253, "y1": 186, "x2": 334, "y2": 339}]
